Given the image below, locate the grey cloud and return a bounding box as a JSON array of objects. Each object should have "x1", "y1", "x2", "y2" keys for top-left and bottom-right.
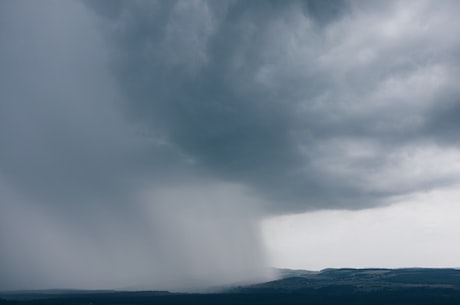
[
  {"x1": 424, "y1": 96, "x2": 460, "y2": 144},
  {"x1": 86, "y1": 0, "x2": 460, "y2": 212},
  {"x1": 301, "y1": 0, "x2": 348, "y2": 25}
]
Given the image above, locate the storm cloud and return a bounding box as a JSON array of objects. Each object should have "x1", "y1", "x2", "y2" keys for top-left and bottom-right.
[
  {"x1": 1, "y1": 0, "x2": 460, "y2": 291},
  {"x1": 86, "y1": 0, "x2": 460, "y2": 211}
]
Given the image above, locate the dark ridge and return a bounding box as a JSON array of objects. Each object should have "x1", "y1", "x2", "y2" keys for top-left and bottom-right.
[{"x1": 2, "y1": 268, "x2": 460, "y2": 304}]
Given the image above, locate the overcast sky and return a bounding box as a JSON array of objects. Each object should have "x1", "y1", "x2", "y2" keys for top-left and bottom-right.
[{"x1": 1, "y1": 0, "x2": 460, "y2": 291}]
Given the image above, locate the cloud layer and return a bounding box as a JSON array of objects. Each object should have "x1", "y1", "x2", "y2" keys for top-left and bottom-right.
[{"x1": 87, "y1": 0, "x2": 460, "y2": 212}]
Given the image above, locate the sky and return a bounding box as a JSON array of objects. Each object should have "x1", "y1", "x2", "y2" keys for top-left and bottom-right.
[{"x1": 1, "y1": 0, "x2": 460, "y2": 292}]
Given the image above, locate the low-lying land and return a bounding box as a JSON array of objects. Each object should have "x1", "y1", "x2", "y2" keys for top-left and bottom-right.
[{"x1": 2, "y1": 268, "x2": 460, "y2": 304}]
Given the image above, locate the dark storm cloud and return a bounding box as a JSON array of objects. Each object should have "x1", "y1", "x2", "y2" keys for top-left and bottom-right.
[
  {"x1": 83, "y1": 0, "x2": 337, "y2": 211},
  {"x1": 301, "y1": 0, "x2": 348, "y2": 25},
  {"x1": 424, "y1": 96, "x2": 460, "y2": 144},
  {"x1": 85, "y1": 0, "x2": 460, "y2": 212}
]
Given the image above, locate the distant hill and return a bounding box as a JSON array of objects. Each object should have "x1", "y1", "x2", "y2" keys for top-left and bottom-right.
[
  {"x1": 232, "y1": 268, "x2": 460, "y2": 293},
  {"x1": 2, "y1": 268, "x2": 460, "y2": 304},
  {"x1": 225, "y1": 267, "x2": 460, "y2": 304}
]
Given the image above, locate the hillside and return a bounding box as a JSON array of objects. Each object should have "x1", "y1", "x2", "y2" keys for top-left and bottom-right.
[{"x1": 2, "y1": 268, "x2": 460, "y2": 305}]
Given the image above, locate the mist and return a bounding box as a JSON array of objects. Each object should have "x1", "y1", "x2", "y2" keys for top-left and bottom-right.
[
  {"x1": 1, "y1": 0, "x2": 460, "y2": 292},
  {"x1": 0, "y1": 0, "x2": 270, "y2": 291}
]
